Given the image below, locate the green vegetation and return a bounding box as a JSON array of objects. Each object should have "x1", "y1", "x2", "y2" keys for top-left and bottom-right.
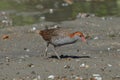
[
  {"x1": 72, "y1": 1, "x2": 119, "y2": 17},
  {"x1": 0, "y1": 0, "x2": 14, "y2": 10},
  {"x1": 72, "y1": 2, "x2": 91, "y2": 17},
  {"x1": 0, "y1": 0, "x2": 42, "y2": 11},
  {"x1": 11, "y1": 15, "x2": 37, "y2": 26}
]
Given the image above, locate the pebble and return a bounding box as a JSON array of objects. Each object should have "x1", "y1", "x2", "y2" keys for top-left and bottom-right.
[
  {"x1": 31, "y1": 27, "x2": 36, "y2": 31},
  {"x1": 24, "y1": 55, "x2": 29, "y2": 58},
  {"x1": 64, "y1": 65, "x2": 70, "y2": 69},
  {"x1": 5, "y1": 56, "x2": 10, "y2": 62},
  {"x1": 37, "y1": 75, "x2": 41, "y2": 79},
  {"x1": 20, "y1": 56, "x2": 25, "y2": 59},
  {"x1": 117, "y1": 49, "x2": 120, "y2": 52},
  {"x1": 107, "y1": 64, "x2": 112, "y2": 67},
  {"x1": 76, "y1": 59, "x2": 80, "y2": 62},
  {"x1": 80, "y1": 63, "x2": 89, "y2": 68},
  {"x1": 94, "y1": 36, "x2": 99, "y2": 40},
  {"x1": 26, "y1": 49, "x2": 30, "y2": 52},
  {"x1": 40, "y1": 16, "x2": 45, "y2": 20},
  {"x1": 92, "y1": 74, "x2": 102, "y2": 80},
  {"x1": 75, "y1": 76, "x2": 83, "y2": 80},
  {"x1": 80, "y1": 63, "x2": 85, "y2": 67},
  {"x1": 28, "y1": 64, "x2": 35, "y2": 68},
  {"x1": 93, "y1": 74, "x2": 100, "y2": 77},
  {"x1": 107, "y1": 48, "x2": 111, "y2": 51},
  {"x1": 33, "y1": 76, "x2": 41, "y2": 80},
  {"x1": 62, "y1": 3, "x2": 69, "y2": 6},
  {"x1": 76, "y1": 13, "x2": 90, "y2": 18},
  {"x1": 99, "y1": 51, "x2": 103, "y2": 54},
  {"x1": 115, "y1": 75, "x2": 120, "y2": 78},
  {"x1": 24, "y1": 48, "x2": 30, "y2": 52},
  {"x1": 49, "y1": 9, "x2": 54, "y2": 14},
  {"x1": 13, "y1": 78, "x2": 16, "y2": 80},
  {"x1": 33, "y1": 78, "x2": 37, "y2": 80},
  {"x1": 2, "y1": 35, "x2": 9, "y2": 40},
  {"x1": 48, "y1": 75, "x2": 55, "y2": 79},
  {"x1": 101, "y1": 17, "x2": 106, "y2": 20}
]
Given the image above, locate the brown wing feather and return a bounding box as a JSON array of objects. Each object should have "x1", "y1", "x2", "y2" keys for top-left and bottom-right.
[
  {"x1": 40, "y1": 28, "x2": 71, "y2": 42},
  {"x1": 53, "y1": 28, "x2": 71, "y2": 37}
]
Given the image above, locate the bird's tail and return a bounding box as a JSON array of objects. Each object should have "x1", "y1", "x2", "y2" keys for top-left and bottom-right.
[{"x1": 35, "y1": 30, "x2": 41, "y2": 34}]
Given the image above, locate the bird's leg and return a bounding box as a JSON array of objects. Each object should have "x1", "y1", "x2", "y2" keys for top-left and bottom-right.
[
  {"x1": 52, "y1": 46, "x2": 61, "y2": 59},
  {"x1": 45, "y1": 42, "x2": 49, "y2": 56}
]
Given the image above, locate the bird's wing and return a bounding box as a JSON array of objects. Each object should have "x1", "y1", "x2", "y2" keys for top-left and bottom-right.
[
  {"x1": 52, "y1": 28, "x2": 71, "y2": 37},
  {"x1": 50, "y1": 28, "x2": 72, "y2": 42}
]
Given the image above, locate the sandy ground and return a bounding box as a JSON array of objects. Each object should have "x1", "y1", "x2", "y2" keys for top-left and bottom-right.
[{"x1": 0, "y1": 17, "x2": 120, "y2": 80}]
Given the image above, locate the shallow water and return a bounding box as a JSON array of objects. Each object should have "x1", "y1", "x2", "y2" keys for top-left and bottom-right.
[{"x1": 0, "y1": 0, "x2": 120, "y2": 26}]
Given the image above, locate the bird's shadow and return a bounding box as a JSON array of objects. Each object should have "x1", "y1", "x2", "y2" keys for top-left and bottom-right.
[{"x1": 49, "y1": 55, "x2": 90, "y2": 59}]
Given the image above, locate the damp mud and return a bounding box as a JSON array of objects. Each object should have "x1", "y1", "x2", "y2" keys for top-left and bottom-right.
[{"x1": 0, "y1": 17, "x2": 120, "y2": 80}]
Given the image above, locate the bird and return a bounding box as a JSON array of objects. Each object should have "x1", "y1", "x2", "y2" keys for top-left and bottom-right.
[{"x1": 37, "y1": 27, "x2": 86, "y2": 59}]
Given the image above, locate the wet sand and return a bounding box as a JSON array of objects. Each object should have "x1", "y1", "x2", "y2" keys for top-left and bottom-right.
[{"x1": 0, "y1": 17, "x2": 120, "y2": 80}]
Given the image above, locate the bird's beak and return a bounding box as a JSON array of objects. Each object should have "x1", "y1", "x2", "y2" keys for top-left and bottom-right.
[
  {"x1": 81, "y1": 36, "x2": 89, "y2": 45},
  {"x1": 81, "y1": 36, "x2": 86, "y2": 42}
]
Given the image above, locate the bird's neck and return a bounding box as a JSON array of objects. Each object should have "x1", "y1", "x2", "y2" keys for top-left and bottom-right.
[
  {"x1": 69, "y1": 33, "x2": 75, "y2": 38},
  {"x1": 69, "y1": 33, "x2": 80, "y2": 40},
  {"x1": 69, "y1": 32, "x2": 79, "y2": 38}
]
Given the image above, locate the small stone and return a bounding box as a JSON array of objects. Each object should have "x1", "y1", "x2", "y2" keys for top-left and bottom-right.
[
  {"x1": 75, "y1": 76, "x2": 83, "y2": 80},
  {"x1": 94, "y1": 76, "x2": 102, "y2": 80},
  {"x1": 33, "y1": 78, "x2": 37, "y2": 80},
  {"x1": 64, "y1": 65, "x2": 70, "y2": 69},
  {"x1": 92, "y1": 74, "x2": 102, "y2": 80},
  {"x1": 80, "y1": 63, "x2": 85, "y2": 68},
  {"x1": 49, "y1": 9, "x2": 54, "y2": 14},
  {"x1": 48, "y1": 75, "x2": 55, "y2": 79},
  {"x1": 28, "y1": 64, "x2": 35, "y2": 68},
  {"x1": 117, "y1": 49, "x2": 120, "y2": 52},
  {"x1": 94, "y1": 36, "x2": 99, "y2": 40},
  {"x1": 20, "y1": 56, "x2": 25, "y2": 59},
  {"x1": 107, "y1": 64, "x2": 112, "y2": 67},
  {"x1": 31, "y1": 27, "x2": 36, "y2": 31},
  {"x1": 40, "y1": 16, "x2": 45, "y2": 20},
  {"x1": 85, "y1": 65, "x2": 89, "y2": 68},
  {"x1": 24, "y1": 48, "x2": 30, "y2": 52},
  {"x1": 5, "y1": 57, "x2": 10, "y2": 62},
  {"x1": 2, "y1": 35, "x2": 9, "y2": 40},
  {"x1": 80, "y1": 63, "x2": 89, "y2": 68},
  {"x1": 101, "y1": 17, "x2": 106, "y2": 20},
  {"x1": 76, "y1": 59, "x2": 80, "y2": 62},
  {"x1": 93, "y1": 74, "x2": 100, "y2": 77},
  {"x1": 24, "y1": 55, "x2": 29, "y2": 58},
  {"x1": 62, "y1": 3, "x2": 69, "y2": 6},
  {"x1": 13, "y1": 78, "x2": 16, "y2": 80},
  {"x1": 107, "y1": 48, "x2": 111, "y2": 51},
  {"x1": 37, "y1": 75, "x2": 41, "y2": 79}
]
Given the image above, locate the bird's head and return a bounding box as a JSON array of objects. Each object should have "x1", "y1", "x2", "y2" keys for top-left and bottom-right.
[{"x1": 70, "y1": 31, "x2": 86, "y2": 42}]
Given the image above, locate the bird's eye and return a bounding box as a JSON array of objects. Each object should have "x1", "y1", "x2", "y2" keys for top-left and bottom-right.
[{"x1": 79, "y1": 35, "x2": 82, "y2": 37}]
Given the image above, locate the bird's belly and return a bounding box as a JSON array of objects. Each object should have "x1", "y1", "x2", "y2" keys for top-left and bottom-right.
[{"x1": 51, "y1": 37, "x2": 78, "y2": 46}]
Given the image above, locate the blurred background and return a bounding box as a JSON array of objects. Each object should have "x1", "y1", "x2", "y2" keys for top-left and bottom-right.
[{"x1": 0, "y1": 0, "x2": 120, "y2": 26}]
